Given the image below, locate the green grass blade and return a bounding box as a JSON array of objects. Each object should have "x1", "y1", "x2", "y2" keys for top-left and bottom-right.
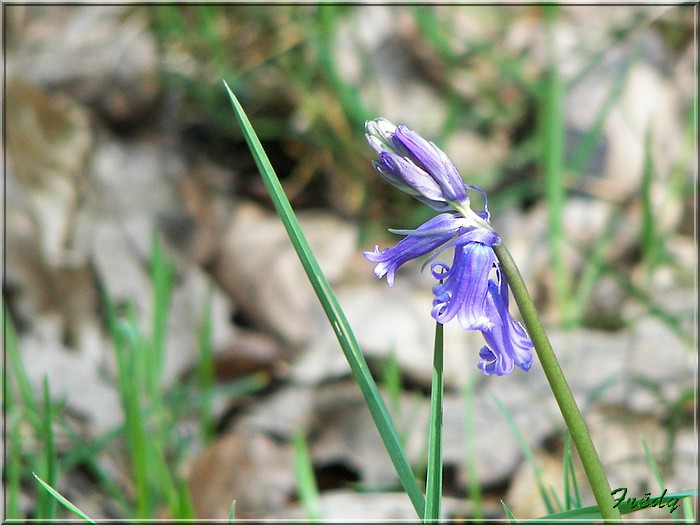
[
  {"x1": 109, "y1": 305, "x2": 151, "y2": 518},
  {"x1": 424, "y1": 322, "x2": 444, "y2": 522},
  {"x1": 567, "y1": 203, "x2": 622, "y2": 325},
  {"x1": 599, "y1": 256, "x2": 692, "y2": 344},
  {"x1": 641, "y1": 436, "x2": 685, "y2": 524},
  {"x1": 149, "y1": 231, "x2": 175, "y2": 400},
  {"x1": 57, "y1": 426, "x2": 131, "y2": 516},
  {"x1": 229, "y1": 499, "x2": 237, "y2": 523},
  {"x1": 521, "y1": 489, "x2": 698, "y2": 522},
  {"x1": 153, "y1": 439, "x2": 182, "y2": 519},
  {"x1": 176, "y1": 478, "x2": 197, "y2": 520},
  {"x1": 293, "y1": 429, "x2": 323, "y2": 520},
  {"x1": 641, "y1": 436, "x2": 665, "y2": 491},
  {"x1": 4, "y1": 308, "x2": 26, "y2": 519},
  {"x1": 566, "y1": 50, "x2": 633, "y2": 177},
  {"x1": 681, "y1": 496, "x2": 695, "y2": 522},
  {"x1": 224, "y1": 80, "x2": 426, "y2": 518},
  {"x1": 33, "y1": 472, "x2": 96, "y2": 523},
  {"x1": 562, "y1": 431, "x2": 582, "y2": 509},
  {"x1": 381, "y1": 348, "x2": 402, "y2": 416},
  {"x1": 4, "y1": 301, "x2": 40, "y2": 418},
  {"x1": 39, "y1": 377, "x2": 58, "y2": 519},
  {"x1": 491, "y1": 394, "x2": 557, "y2": 514},
  {"x1": 315, "y1": 5, "x2": 372, "y2": 129},
  {"x1": 640, "y1": 129, "x2": 665, "y2": 273},
  {"x1": 6, "y1": 413, "x2": 22, "y2": 519},
  {"x1": 539, "y1": 4, "x2": 572, "y2": 326},
  {"x1": 502, "y1": 501, "x2": 518, "y2": 522},
  {"x1": 562, "y1": 430, "x2": 572, "y2": 510}
]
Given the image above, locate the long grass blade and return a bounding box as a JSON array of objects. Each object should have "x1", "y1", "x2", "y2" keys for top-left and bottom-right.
[
  {"x1": 381, "y1": 348, "x2": 402, "y2": 416},
  {"x1": 540, "y1": 4, "x2": 571, "y2": 326},
  {"x1": 522, "y1": 489, "x2": 698, "y2": 522},
  {"x1": 229, "y1": 500, "x2": 237, "y2": 523},
  {"x1": 4, "y1": 309, "x2": 29, "y2": 519},
  {"x1": 224, "y1": 80, "x2": 426, "y2": 518},
  {"x1": 148, "y1": 230, "x2": 175, "y2": 400},
  {"x1": 491, "y1": 394, "x2": 556, "y2": 514},
  {"x1": 562, "y1": 430, "x2": 582, "y2": 510},
  {"x1": 293, "y1": 430, "x2": 323, "y2": 520},
  {"x1": 424, "y1": 322, "x2": 444, "y2": 522},
  {"x1": 641, "y1": 436, "x2": 682, "y2": 524},
  {"x1": 4, "y1": 301, "x2": 40, "y2": 418},
  {"x1": 501, "y1": 501, "x2": 518, "y2": 522},
  {"x1": 39, "y1": 377, "x2": 58, "y2": 519},
  {"x1": 33, "y1": 472, "x2": 96, "y2": 523}
]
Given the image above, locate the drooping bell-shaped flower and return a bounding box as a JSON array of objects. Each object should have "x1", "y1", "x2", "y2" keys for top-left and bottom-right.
[
  {"x1": 363, "y1": 213, "x2": 470, "y2": 287},
  {"x1": 363, "y1": 117, "x2": 533, "y2": 376},
  {"x1": 430, "y1": 228, "x2": 500, "y2": 331},
  {"x1": 477, "y1": 272, "x2": 534, "y2": 376}
]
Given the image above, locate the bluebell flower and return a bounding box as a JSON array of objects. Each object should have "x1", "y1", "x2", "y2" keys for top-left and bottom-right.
[
  {"x1": 364, "y1": 213, "x2": 477, "y2": 287},
  {"x1": 430, "y1": 228, "x2": 500, "y2": 332},
  {"x1": 367, "y1": 119, "x2": 476, "y2": 218},
  {"x1": 364, "y1": 118, "x2": 533, "y2": 376},
  {"x1": 478, "y1": 274, "x2": 534, "y2": 375}
]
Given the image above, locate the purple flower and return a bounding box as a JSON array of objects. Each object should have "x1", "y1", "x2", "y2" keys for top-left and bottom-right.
[
  {"x1": 478, "y1": 274, "x2": 534, "y2": 375},
  {"x1": 366, "y1": 118, "x2": 472, "y2": 215},
  {"x1": 363, "y1": 213, "x2": 470, "y2": 287},
  {"x1": 430, "y1": 228, "x2": 500, "y2": 331},
  {"x1": 364, "y1": 118, "x2": 533, "y2": 376}
]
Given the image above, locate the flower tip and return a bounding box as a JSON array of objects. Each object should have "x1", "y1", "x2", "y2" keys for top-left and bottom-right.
[
  {"x1": 365, "y1": 134, "x2": 384, "y2": 154},
  {"x1": 365, "y1": 117, "x2": 397, "y2": 140},
  {"x1": 519, "y1": 358, "x2": 533, "y2": 372},
  {"x1": 361, "y1": 248, "x2": 378, "y2": 261}
]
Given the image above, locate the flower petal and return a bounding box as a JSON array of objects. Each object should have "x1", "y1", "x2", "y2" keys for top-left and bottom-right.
[
  {"x1": 365, "y1": 118, "x2": 469, "y2": 211},
  {"x1": 430, "y1": 236, "x2": 498, "y2": 331},
  {"x1": 477, "y1": 280, "x2": 534, "y2": 376},
  {"x1": 376, "y1": 151, "x2": 445, "y2": 202},
  {"x1": 363, "y1": 213, "x2": 464, "y2": 287},
  {"x1": 391, "y1": 125, "x2": 468, "y2": 205}
]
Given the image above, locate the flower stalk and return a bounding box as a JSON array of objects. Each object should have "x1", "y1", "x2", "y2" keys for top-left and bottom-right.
[
  {"x1": 424, "y1": 322, "x2": 444, "y2": 522},
  {"x1": 364, "y1": 116, "x2": 621, "y2": 521},
  {"x1": 492, "y1": 241, "x2": 622, "y2": 522}
]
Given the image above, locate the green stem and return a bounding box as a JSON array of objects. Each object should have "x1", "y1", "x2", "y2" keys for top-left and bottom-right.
[
  {"x1": 424, "y1": 322, "x2": 444, "y2": 522},
  {"x1": 492, "y1": 242, "x2": 621, "y2": 522},
  {"x1": 224, "y1": 81, "x2": 426, "y2": 517},
  {"x1": 541, "y1": 3, "x2": 573, "y2": 326}
]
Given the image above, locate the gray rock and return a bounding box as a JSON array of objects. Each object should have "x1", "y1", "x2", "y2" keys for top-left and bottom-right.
[
  {"x1": 238, "y1": 374, "x2": 555, "y2": 492},
  {"x1": 546, "y1": 317, "x2": 694, "y2": 414},
  {"x1": 331, "y1": 5, "x2": 447, "y2": 132},
  {"x1": 8, "y1": 5, "x2": 160, "y2": 123},
  {"x1": 188, "y1": 430, "x2": 296, "y2": 519},
  {"x1": 19, "y1": 323, "x2": 123, "y2": 435},
  {"x1": 264, "y1": 489, "x2": 475, "y2": 520},
  {"x1": 211, "y1": 201, "x2": 358, "y2": 348},
  {"x1": 6, "y1": 78, "x2": 94, "y2": 267},
  {"x1": 90, "y1": 132, "x2": 183, "y2": 223}
]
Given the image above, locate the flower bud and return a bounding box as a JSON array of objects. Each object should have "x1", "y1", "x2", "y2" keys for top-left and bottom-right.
[{"x1": 365, "y1": 118, "x2": 469, "y2": 212}]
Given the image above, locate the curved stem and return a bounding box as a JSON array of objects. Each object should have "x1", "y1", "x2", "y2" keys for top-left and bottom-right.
[{"x1": 493, "y1": 242, "x2": 621, "y2": 522}]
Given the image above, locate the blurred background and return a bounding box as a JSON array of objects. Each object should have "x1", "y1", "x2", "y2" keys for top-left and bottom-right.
[{"x1": 4, "y1": 4, "x2": 696, "y2": 520}]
